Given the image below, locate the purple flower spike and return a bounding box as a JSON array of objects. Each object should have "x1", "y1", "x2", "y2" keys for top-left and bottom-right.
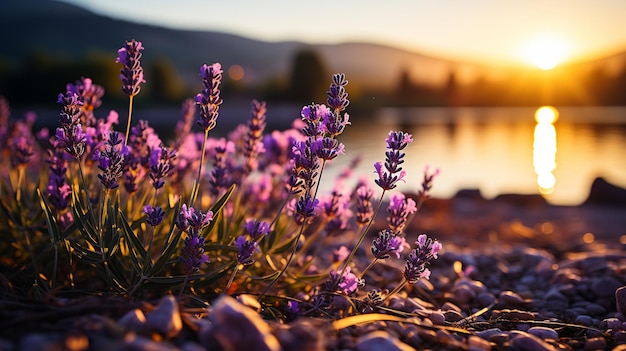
[
  {"x1": 55, "y1": 92, "x2": 86, "y2": 158},
  {"x1": 418, "y1": 165, "x2": 441, "y2": 199},
  {"x1": 144, "y1": 205, "x2": 165, "y2": 226},
  {"x1": 328, "y1": 266, "x2": 360, "y2": 295},
  {"x1": 371, "y1": 229, "x2": 408, "y2": 260},
  {"x1": 180, "y1": 234, "x2": 208, "y2": 275},
  {"x1": 235, "y1": 235, "x2": 259, "y2": 265},
  {"x1": 149, "y1": 145, "x2": 177, "y2": 190},
  {"x1": 195, "y1": 63, "x2": 223, "y2": 132},
  {"x1": 387, "y1": 192, "x2": 417, "y2": 233},
  {"x1": 374, "y1": 130, "x2": 413, "y2": 191},
  {"x1": 96, "y1": 132, "x2": 126, "y2": 190},
  {"x1": 243, "y1": 100, "x2": 267, "y2": 173},
  {"x1": 11, "y1": 136, "x2": 35, "y2": 166},
  {"x1": 403, "y1": 234, "x2": 441, "y2": 284},
  {"x1": 244, "y1": 219, "x2": 270, "y2": 240},
  {"x1": 355, "y1": 183, "x2": 374, "y2": 227},
  {"x1": 116, "y1": 39, "x2": 145, "y2": 97}
]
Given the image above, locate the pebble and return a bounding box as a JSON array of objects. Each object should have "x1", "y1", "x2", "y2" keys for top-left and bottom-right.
[
  {"x1": 122, "y1": 334, "x2": 177, "y2": 351},
  {"x1": 474, "y1": 328, "x2": 502, "y2": 340},
  {"x1": 591, "y1": 277, "x2": 622, "y2": 298},
  {"x1": 584, "y1": 337, "x2": 606, "y2": 351},
  {"x1": 355, "y1": 331, "x2": 416, "y2": 351},
  {"x1": 499, "y1": 290, "x2": 526, "y2": 307},
  {"x1": 603, "y1": 317, "x2": 622, "y2": 331},
  {"x1": 207, "y1": 295, "x2": 281, "y2": 351},
  {"x1": 574, "y1": 314, "x2": 594, "y2": 326},
  {"x1": 527, "y1": 326, "x2": 558, "y2": 340},
  {"x1": 468, "y1": 335, "x2": 491, "y2": 351},
  {"x1": 118, "y1": 308, "x2": 147, "y2": 331},
  {"x1": 509, "y1": 330, "x2": 556, "y2": 351},
  {"x1": 144, "y1": 295, "x2": 183, "y2": 339},
  {"x1": 443, "y1": 310, "x2": 464, "y2": 322},
  {"x1": 585, "y1": 303, "x2": 607, "y2": 316},
  {"x1": 617, "y1": 286, "x2": 626, "y2": 315}
]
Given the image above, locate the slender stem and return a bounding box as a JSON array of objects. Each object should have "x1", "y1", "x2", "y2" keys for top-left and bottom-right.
[
  {"x1": 52, "y1": 244, "x2": 59, "y2": 288},
  {"x1": 190, "y1": 128, "x2": 209, "y2": 205},
  {"x1": 258, "y1": 223, "x2": 306, "y2": 301},
  {"x1": 124, "y1": 95, "x2": 134, "y2": 146},
  {"x1": 383, "y1": 277, "x2": 407, "y2": 302},
  {"x1": 336, "y1": 190, "x2": 386, "y2": 283},
  {"x1": 178, "y1": 275, "x2": 190, "y2": 297},
  {"x1": 223, "y1": 265, "x2": 240, "y2": 295},
  {"x1": 16, "y1": 166, "x2": 24, "y2": 204},
  {"x1": 358, "y1": 258, "x2": 379, "y2": 280}
]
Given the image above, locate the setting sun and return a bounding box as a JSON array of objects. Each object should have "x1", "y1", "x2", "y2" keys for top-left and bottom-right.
[{"x1": 522, "y1": 36, "x2": 570, "y2": 70}]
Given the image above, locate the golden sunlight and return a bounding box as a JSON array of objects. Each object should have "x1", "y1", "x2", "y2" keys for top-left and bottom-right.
[
  {"x1": 533, "y1": 106, "x2": 558, "y2": 195},
  {"x1": 522, "y1": 36, "x2": 569, "y2": 70}
]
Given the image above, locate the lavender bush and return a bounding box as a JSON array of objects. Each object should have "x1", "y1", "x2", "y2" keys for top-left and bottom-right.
[{"x1": 0, "y1": 40, "x2": 441, "y2": 320}]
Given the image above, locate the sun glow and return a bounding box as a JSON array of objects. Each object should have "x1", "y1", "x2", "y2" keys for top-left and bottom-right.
[{"x1": 522, "y1": 36, "x2": 569, "y2": 70}]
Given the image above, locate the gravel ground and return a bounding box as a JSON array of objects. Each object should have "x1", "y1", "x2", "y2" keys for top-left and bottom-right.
[{"x1": 1, "y1": 191, "x2": 625, "y2": 351}]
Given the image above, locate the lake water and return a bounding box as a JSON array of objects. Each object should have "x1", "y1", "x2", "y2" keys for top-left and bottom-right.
[
  {"x1": 28, "y1": 104, "x2": 626, "y2": 206},
  {"x1": 324, "y1": 106, "x2": 626, "y2": 206}
]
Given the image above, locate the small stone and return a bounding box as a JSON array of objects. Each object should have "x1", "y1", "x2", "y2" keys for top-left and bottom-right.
[
  {"x1": 441, "y1": 301, "x2": 462, "y2": 312},
  {"x1": 592, "y1": 277, "x2": 621, "y2": 298},
  {"x1": 476, "y1": 292, "x2": 496, "y2": 306},
  {"x1": 275, "y1": 320, "x2": 325, "y2": 351},
  {"x1": 20, "y1": 333, "x2": 61, "y2": 351},
  {"x1": 208, "y1": 295, "x2": 281, "y2": 351},
  {"x1": 236, "y1": 294, "x2": 262, "y2": 312},
  {"x1": 584, "y1": 337, "x2": 606, "y2": 351},
  {"x1": 585, "y1": 303, "x2": 606, "y2": 317},
  {"x1": 617, "y1": 286, "x2": 626, "y2": 315},
  {"x1": 509, "y1": 331, "x2": 556, "y2": 351},
  {"x1": 123, "y1": 334, "x2": 176, "y2": 351},
  {"x1": 452, "y1": 284, "x2": 475, "y2": 305},
  {"x1": 528, "y1": 326, "x2": 558, "y2": 340},
  {"x1": 355, "y1": 331, "x2": 415, "y2": 351},
  {"x1": 614, "y1": 331, "x2": 626, "y2": 344},
  {"x1": 118, "y1": 308, "x2": 146, "y2": 331},
  {"x1": 603, "y1": 318, "x2": 622, "y2": 331},
  {"x1": 499, "y1": 290, "x2": 526, "y2": 307},
  {"x1": 443, "y1": 310, "x2": 464, "y2": 322},
  {"x1": 575, "y1": 315, "x2": 594, "y2": 326},
  {"x1": 474, "y1": 328, "x2": 502, "y2": 340},
  {"x1": 181, "y1": 341, "x2": 208, "y2": 351},
  {"x1": 144, "y1": 295, "x2": 183, "y2": 339},
  {"x1": 491, "y1": 309, "x2": 535, "y2": 321},
  {"x1": 612, "y1": 344, "x2": 626, "y2": 351},
  {"x1": 429, "y1": 311, "x2": 445, "y2": 325},
  {"x1": 468, "y1": 335, "x2": 491, "y2": 351}
]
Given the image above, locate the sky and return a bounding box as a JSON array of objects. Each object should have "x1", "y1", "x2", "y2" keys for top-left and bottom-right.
[{"x1": 56, "y1": 0, "x2": 626, "y2": 67}]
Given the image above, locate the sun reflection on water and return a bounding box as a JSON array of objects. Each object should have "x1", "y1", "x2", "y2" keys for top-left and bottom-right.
[{"x1": 533, "y1": 106, "x2": 558, "y2": 195}]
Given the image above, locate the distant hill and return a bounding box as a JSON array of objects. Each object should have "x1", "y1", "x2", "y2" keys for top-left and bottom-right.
[{"x1": 2, "y1": 0, "x2": 626, "y2": 105}]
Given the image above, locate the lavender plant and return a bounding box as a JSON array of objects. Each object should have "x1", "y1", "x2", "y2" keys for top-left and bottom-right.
[{"x1": 0, "y1": 39, "x2": 443, "y2": 323}]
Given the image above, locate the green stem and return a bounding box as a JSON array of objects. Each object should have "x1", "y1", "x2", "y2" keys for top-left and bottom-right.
[
  {"x1": 190, "y1": 128, "x2": 209, "y2": 205},
  {"x1": 16, "y1": 166, "x2": 24, "y2": 204},
  {"x1": 335, "y1": 190, "x2": 386, "y2": 285},
  {"x1": 383, "y1": 277, "x2": 407, "y2": 302},
  {"x1": 223, "y1": 265, "x2": 240, "y2": 295},
  {"x1": 358, "y1": 257, "x2": 379, "y2": 280},
  {"x1": 258, "y1": 223, "x2": 306, "y2": 301},
  {"x1": 124, "y1": 95, "x2": 134, "y2": 146}
]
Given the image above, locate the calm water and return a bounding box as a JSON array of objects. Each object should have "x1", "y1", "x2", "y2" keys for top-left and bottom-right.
[{"x1": 324, "y1": 106, "x2": 626, "y2": 205}]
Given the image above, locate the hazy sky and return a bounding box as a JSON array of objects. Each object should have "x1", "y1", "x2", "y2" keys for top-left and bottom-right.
[{"x1": 56, "y1": 0, "x2": 626, "y2": 66}]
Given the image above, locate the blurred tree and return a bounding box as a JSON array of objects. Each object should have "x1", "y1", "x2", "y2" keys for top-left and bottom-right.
[
  {"x1": 147, "y1": 56, "x2": 186, "y2": 104},
  {"x1": 288, "y1": 49, "x2": 327, "y2": 104}
]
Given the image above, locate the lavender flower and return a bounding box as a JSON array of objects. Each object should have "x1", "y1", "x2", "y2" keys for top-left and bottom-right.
[
  {"x1": 386, "y1": 192, "x2": 417, "y2": 233},
  {"x1": 96, "y1": 132, "x2": 126, "y2": 190},
  {"x1": 355, "y1": 183, "x2": 374, "y2": 227},
  {"x1": 235, "y1": 235, "x2": 259, "y2": 265},
  {"x1": 175, "y1": 98, "x2": 196, "y2": 142},
  {"x1": 46, "y1": 149, "x2": 71, "y2": 210},
  {"x1": 403, "y1": 234, "x2": 442, "y2": 284},
  {"x1": 374, "y1": 131, "x2": 413, "y2": 190},
  {"x1": 180, "y1": 234, "x2": 209, "y2": 275},
  {"x1": 55, "y1": 92, "x2": 86, "y2": 159},
  {"x1": 312, "y1": 137, "x2": 344, "y2": 161},
  {"x1": 195, "y1": 63, "x2": 223, "y2": 131},
  {"x1": 333, "y1": 246, "x2": 350, "y2": 263},
  {"x1": 149, "y1": 145, "x2": 176, "y2": 190},
  {"x1": 208, "y1": 138, "x2": 233, "y2": 196},
  {"x1": 300, "y1": 104, "x2": 328, "y2": 138},
  {"x1": 293, "y1": 194, "x2": 319, "y2": 225},
  {"x1": 327, "y1": 266, "x2": 360, "y2": 295},
  {"x1": 11, "y1": 136, "x2": 34, "y2": 167},
  {"x1": 244, "y1": 218, "x2": 270, "y2": 240},
  {"x1": 116, "y1": 39, "x2": 145, "y2": 97},
  {"x1": 418, "y1": 165, "x2": 440, "y2": 199},
  {"x1": 66, "y1": 77, "x2": 104, "y2": 126},
  {"x1": 324, "y1": 74, "x2": 350, "y2": 137},
  {"x1": 143, "y1": 205, "x2": 165, "y2": 226},
  {"x1": 371, "y1": 229, "x2": 408, "y2": 260},
  {"x1": 243, "y1": 100, "x2": 267, "y2": 172}
]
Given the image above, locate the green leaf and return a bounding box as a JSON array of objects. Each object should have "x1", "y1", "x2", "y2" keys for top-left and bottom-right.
[
  {"x1": 149, "y1": 228, "x2": 182, "y2": 276},
  {"x1": 119, "y1": 210, "x2": 147, "y2": 274},
  {"x1": 203, "y1": 184, "x2": 236, "y2": 236}
]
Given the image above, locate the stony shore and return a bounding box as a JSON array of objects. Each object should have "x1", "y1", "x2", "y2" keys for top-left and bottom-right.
[{"x1": 1, "y1": 178, "x2": 625, "y2": 351}]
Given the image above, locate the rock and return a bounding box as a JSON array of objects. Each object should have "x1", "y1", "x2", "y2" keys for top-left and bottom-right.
[
  {"x1": 617, "y1": 286, "x2": 626, "y2": 315},
  {"x1": 474, "y1": 328, "x2": 502, "y2": 340},
  {"x1": 528, "y1": 326, "x2": 558, "y2": 340},
  {"x1": 574, "y1": 315, "x2": 594, "y2": 326},
  {"x1": 603, "y1": 318, "x2": 622, "y2": 331},
  {"x1": 467, "y1": 335, "x2": 491, "y2": 351},
  {"x1": 118, "y1": 308, "x2": 147, "y2": 331},
  {"x1": 355, "y1": 331, "x2": 416, "y2": 351},
  {"x1": 584, "y1": 337, "x2": 606, "y2": 351},
  {"x1": 275, "y1": 320, "x2": 325, "y2": 351},
  {"x1": 585, "y1": 303, "x2": 607, "y2": 317},
  {"x1": 208, "y1": 295, "x2": 281, "y2": 351},
  {"x1": 236, "y1": 294, "x2": 262, "y2": 312},
  {"x1": 509, "y1": 330, "x2": 556, "y2": 351},
  {"x1": 591, "y1": 277, "x2": 622, "y2": 298},
  {"x1": 499, "y1": 290, "x2": 527, "y2": 307},
  {"x1": 122, "y1": 334, "x2": 176, "y2": 351},
  {"x1": 144, "y1": 295, "x2": 183, "y2": 339},
  {"x1": 584, "y1": 177, "x2": 626, "y2": 206}
]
